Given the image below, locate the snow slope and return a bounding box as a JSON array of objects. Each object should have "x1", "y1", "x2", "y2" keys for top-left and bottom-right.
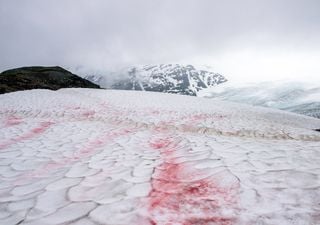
[
  {"x1": 199, "y1": 82, "x2": 320, "y2": 119},
  {"x1": 0, "y1": 89, "x2": 320, "y2": 225}
]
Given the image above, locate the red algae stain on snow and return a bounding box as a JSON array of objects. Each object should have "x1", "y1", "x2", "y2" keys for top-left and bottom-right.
[
  {"x1": 149, "y1": 138, "x2": 174, "y2": 150},
  {"x1": 14, "y1": 128, "x2": 134, "y2": 184},
  {"x1": 181, "y1": 113, "x2": 227, "y2": 123},
  {"x1": 28, "y1": 122, "x2": 54, "y2": 135},
  {"x1": 149, "y1": 171, "x2": 238, "y2": 225},
  {"x1": 71, "y1": 128, "x2": 133, "y2": 160},
  {"x1": 4, "y1": 116, "x2": 23, "y2": 127},
  {"x1": 65, "y1": 106, "x2": 97, "y2": 119},
  {"x1": 0, "y1": 121, "x2": 54, "y2": 150},
  {"x1": 80, "y1": 110, "x2": 96, "y2": 118},
  {"x1": 148, "y1": 137, "x2": 239, "y2": 225}
]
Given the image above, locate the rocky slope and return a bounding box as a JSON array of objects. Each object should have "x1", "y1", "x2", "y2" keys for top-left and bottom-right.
[
  {"x1": 85, "y1": 64, "x2": 227, "y2": 96},
  {"x1": 0, "y1": 66, "x2": 100, "y2": 94}
]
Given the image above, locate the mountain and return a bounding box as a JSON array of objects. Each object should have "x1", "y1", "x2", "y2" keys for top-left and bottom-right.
[
  {"x1": 1, "y1": 89, "x2": 320, "y2": 224},
  {"x1": 200, "y1": 82, "x2": 320, "y2": 119},
  {"x1": 85, "y1": 64, "x2": 227, "y2": 96},
  {"x1": 0, "y1": 66, "x2": 100, "y2": 94}
]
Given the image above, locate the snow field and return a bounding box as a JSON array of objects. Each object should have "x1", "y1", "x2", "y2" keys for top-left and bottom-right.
[{"x1": 0, "y1": 89, "x2": 320, "y2": 225}]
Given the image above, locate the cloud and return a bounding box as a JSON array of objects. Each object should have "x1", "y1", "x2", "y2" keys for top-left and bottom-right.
[{"x1": 1, "y1": 0, "x2": 320, "y2": 82}]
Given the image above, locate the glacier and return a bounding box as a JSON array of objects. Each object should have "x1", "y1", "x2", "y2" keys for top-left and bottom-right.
[{"x1": 199, "y1": 81, "x2": 320, "y2": 119}]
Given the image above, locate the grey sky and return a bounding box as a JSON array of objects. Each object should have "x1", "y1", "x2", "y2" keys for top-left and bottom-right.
[{"x1": 1, "y1": 0, "x2": 320, "y2": 82}]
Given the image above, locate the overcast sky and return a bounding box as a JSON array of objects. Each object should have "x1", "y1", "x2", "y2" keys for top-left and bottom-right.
[{"x1": 1, "y1": 0, "x2": 320, "y2": 83}]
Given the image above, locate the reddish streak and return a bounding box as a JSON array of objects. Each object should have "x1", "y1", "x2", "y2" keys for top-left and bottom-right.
[
  {"x1": 14, "y1": 128, "x2": 133, "y2": 184},
  {"x1": 81, "y1": 110, "x2": 96, "y2": 118},
  {"x1": 182, "y1": 113, "x2": 227, "y2": 123},
  {"x1": 4, "y1": 116, "x2": 23, "y2": 127},
  {"x1": 0, "y1": 121, "x2": 54, "y2": 150},
  {"x1": 71, "y1": 128, "x2": 132, "y2": 160},
  {"x1": 63, "y1": 106, "x2": 96, "y2": 119},
  {"x1": 148, "y1": 137, "x2": 238, "y2": 225}
]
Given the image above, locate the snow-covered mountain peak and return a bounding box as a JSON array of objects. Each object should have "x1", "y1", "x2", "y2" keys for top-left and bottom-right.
[{"x1": 85, "y1": 64, "x2": 227, "y2": 96}]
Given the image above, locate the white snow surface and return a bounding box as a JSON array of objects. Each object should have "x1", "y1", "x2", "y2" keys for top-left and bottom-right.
[{"x1": 0, "y1": 89, "x2": 320, "y2": 225}]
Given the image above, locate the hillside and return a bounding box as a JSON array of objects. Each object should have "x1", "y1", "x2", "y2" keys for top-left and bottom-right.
[{"x1": 0, "y1": 66, "x2": 100, "y2": 94}]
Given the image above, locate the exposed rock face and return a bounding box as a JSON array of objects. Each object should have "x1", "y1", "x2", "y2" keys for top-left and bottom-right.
[{"x1": 0, "y1": 66, "x2": 100, "y2": 94}]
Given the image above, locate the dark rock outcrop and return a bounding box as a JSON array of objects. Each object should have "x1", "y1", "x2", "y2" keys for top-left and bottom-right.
[{"x1": 0, "y1": 66, "x2": 100, "y2": 94}]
